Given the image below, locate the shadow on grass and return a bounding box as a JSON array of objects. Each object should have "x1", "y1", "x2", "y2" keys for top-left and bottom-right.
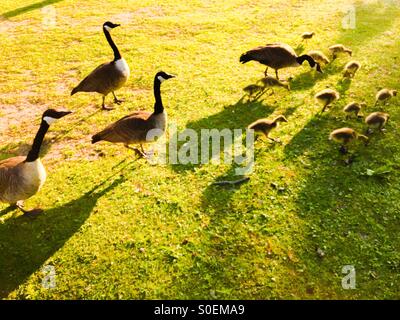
[
  {"x1": 0, "y1": 172, "x2": 126, "y2": 298},
  {"x1": 283, "y1": 113, "x2": 399, "y2": 297},
  {"x1": 1, "y1": 0, "x2": 64, "y2": 19},
  {"x1": 171, "y1": 163, "x2": 258, "y2": 299},
  {"x1": 169, "y1": 97, "x2": 275, "y2": 173}
]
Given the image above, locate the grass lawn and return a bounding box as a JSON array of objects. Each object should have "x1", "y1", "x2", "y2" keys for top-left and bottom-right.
[{"x1": 0, "y1": 0, "x2": 399, "y2": 299}]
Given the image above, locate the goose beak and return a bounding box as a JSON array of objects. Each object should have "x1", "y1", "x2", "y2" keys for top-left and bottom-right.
[{"x1": 60, "y1": 111, "x2": 73, "y2": 117}]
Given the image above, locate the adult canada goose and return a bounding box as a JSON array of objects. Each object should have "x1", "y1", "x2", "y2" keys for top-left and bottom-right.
[
  {"x1": 375, "y1": 88, "x2": 397, "y2": 106},
  {"x1": 315, "y1": 89, "x2": 340, "y2": 113},
  {"x1": 248, "y1": 115, "x2": 288, "y2": 142},
  {"x1": 92, "y1": 71, "x2": 175, "y2": 157},
  {"x1": 307, "y1": 50, "x2": 330, "y2": 65},
  {"x1": 240, "y1": 43, "x2": 322, "y2": 80},
  {"x1": 343, "y1": 102, "x2": 365, "y2": 119},
  {"x1": 343, "y1": 61, "x2": 361, "y2": 78},
  {"x1": 301, "y1": 32, "x2": 315, "y2": 41},
  {"x1": 257, "y1": 76, "x2": 290, "y2": 92},
  {"x1": 71, "y1": 21, "x2": 130, "y2": 110},
  {"x1": 329, "y1": 127, "x2": 369, "y2": 154},
  {"x1": 0, "y1": 109, "x2": 71, "y2": 215},
  {"x1": 328, "y1": 44, "x2": 352, "y2": 59},
  {"x1": 365, "y1": 112, "x2": 390, "y2": 134}
]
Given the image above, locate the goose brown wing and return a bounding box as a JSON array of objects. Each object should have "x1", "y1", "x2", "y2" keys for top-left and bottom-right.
[
  {"x1": 246, "y1": 44, "x2": 297, "y2": 68},
  {"x1": 95, "y1": 111, "x2": 154, "y2": 144},
  {"x1": 74, "y1": 61, "x2": 123, "y2": 95},
  {"x1": 0, "y1": 156, "x2": 25, "y2": 196}
]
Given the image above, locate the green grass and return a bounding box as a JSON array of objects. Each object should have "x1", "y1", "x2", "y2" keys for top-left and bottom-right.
[{"x1": 0, "y1": 0, "x2": 400, "y2": 299}]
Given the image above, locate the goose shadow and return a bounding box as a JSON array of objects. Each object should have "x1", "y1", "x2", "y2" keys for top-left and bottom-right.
[
  {"x1": 288, "y1": 62, "x2": 343, "y2": 91},
  {"x1": 172, "y1": 164, "x2": 254, "y2": 298},
  {"x1": 0, "y1": 173, "x2": 126, "y2": 298},
  {"x1": 1, "y1": 0, "x2": 64, "y2": 19},
  {"x1": 168, "y1": 97, "x2": 275, "y2": 173}
]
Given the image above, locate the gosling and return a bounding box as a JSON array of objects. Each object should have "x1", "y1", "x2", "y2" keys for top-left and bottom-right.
[
  {"x1": 301, "y1": 32, "x2": 315, "y2": 41},
  {"x1": 329, "y1": 127, "x2": 369, "y2": 154},
  {"x1": 375, "y1": 88, "x2": 397, "y2": 106},
  {"x1": 243, "y1": 84, "x2": 264, "y2": 99},
  {"x1": 343, "y1": 102, "x2": 366, "y2": 119},
  {"x1": 328, "y1": 44, "x2": 352, "y2": 59},
  {"x1": 365, "y1": 112, "x2": 390, "y2": 135},
  {"x1": 257, "y1": 76, "x2": 290, "y2": 92},
  {"x1": 307, "y1": 50, "x2": 330, "y2": 65},
  {"x1": 343, "y1": 61, "x2": 361, "y2": 78},
  {"x1": 248, "y1": 115, "x2": 288, "y2": 142},
  {"x1": 315, "y1": 89, "x2": 340, "y2": 113}
]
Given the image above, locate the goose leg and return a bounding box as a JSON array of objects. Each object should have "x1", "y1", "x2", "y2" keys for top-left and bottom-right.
[
  {"x1": 321, "y1": 103, "x2": 329, "y2": 113},
  {"x1": 339, "y1": 145, "x2": 347, "y2": 154},
  {"x1": 275, "y1": 69, "x2": 279, "y2": 80},
  {"x1": 16, "y1": 201, "x2": 43, "y2": 217},
  {"x1": 112, "y1": 92, "x2": 124, "y2": 105},
  {"x1": 125, "y1": 144, "x2": 147, "y2": 158},
  {"x1": 102, "y1": 95, "x2": 114, "y2": 111},
  {"x1": 264, "y1": 67, "x2": 269, "y2": 77}
]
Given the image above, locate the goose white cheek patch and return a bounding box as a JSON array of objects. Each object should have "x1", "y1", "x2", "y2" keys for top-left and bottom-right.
[
  {"x1": 157, "y1": 76, "x2": 166, "y2": 83},
  {"x1": 43, "y1": 116, "x2": 57, "y2": 125},
  {"x1": 104, "y1": 25, "x2": 112, "y2": 32}
]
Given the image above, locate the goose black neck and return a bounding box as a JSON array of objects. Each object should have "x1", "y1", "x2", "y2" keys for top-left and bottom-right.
[
  {"x1": 103, "y1": 27, "x2": 121, "y2": 61},
  {"x1": 153, "y1": 79, "x2": 163, "y2": 114},
  {"x1": 25, "y1": 121, "x2": 50, "y2": 162},
  {"x1": 297, "y1": 55, "x2": 315, "y2": 67}
]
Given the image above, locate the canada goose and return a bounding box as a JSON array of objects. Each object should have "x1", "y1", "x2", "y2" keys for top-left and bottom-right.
[
  {"x1": 91, "y1": 71, "x2": 175, "y2": 157},
  {"x1": 315, "y1": 89, "x2": 340, "y2": 113},
  {"x1": 240, "y1": 43, "x2": 322, "y2": 80},
  {"x1": 71, "y1": 21, "x2": 130, "y2": 110},
  {"x1": 301, "y1": 32, "x2": 315, "y2": 41},
  {"x1": 365, "y1": 112, "x2": 390, "y2": 134},
  {"x1": 375, "y1": 88, "x2": 397, "y2": 106},
  {"x1": 248, "y1": 115, "x2": 288, "y2": 142},
  {"x1": 343, "y1": 61, "x2": 361, "y2": 78},
  {"x1": 307, "y1": 50, "x2": 330, "y2": 65},
  {"x1": 329, "y1": 127, "x2": 369, "y2": 154},
  {"x1": 328, "y1": 44, "x2": 352, "y2": 59},
  {"x1": 0, "y1": 109, "x2": 71, "y2": 215},
  {"x1": 257, "y1": 76, "x2": 290, "y2": 92},
  {"x1": 343, "y1": 102, "x2": 366, "y2": 119}
]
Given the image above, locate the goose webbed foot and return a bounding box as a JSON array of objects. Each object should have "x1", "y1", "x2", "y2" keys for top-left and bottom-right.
[
  {"x1": 101, "y1": 97, "x2": 114, "y2": 111},
  {"x1": 112, "y1": 92, "x2": 124, "y2": 105},
  {"x1": 268, "y1": 137, "x2": 280, "y2": 143},
  {"x1": 113, "y1": 98, "x2": 124, "y2": 105},
  {"x1": 23, "y1": 208, "x2": 44, "y2": 217},
  {"x1": 102, "y1": 105, "x2": 114, "y2": 111},
  {"x1": 125, "y1": 144, "x2": 150, "y2": 159},
  {"x1": 339, "y1": 145, "x2": 348, "y2": 154},
  {"x1": 344, "y1": 157, "x2": 354, "y2": 166},
  {"x1": 16, "y1": 201, "x2": 43, "y2": 217}
]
